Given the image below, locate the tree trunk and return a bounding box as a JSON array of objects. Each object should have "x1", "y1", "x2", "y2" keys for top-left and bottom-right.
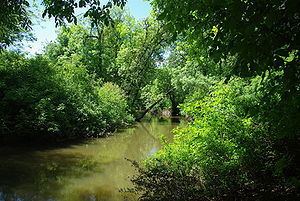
[
  {"x1": 169, "y1": 92, "x2": 180, "y2": 116},
  {"x1": 136, "y1": 89, "x2": 174, "y2": 121},
  {"x1": 170, "y1": 98, "x2": 180, "y2": 116}
]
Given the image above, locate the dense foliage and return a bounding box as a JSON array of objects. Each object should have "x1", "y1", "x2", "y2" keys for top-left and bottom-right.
[
  {"x1": 0, "y1": 7, "x2": 170, "y2": 139},
  {"x1": 131, "y1": 0, "x2": 299, "y2": 200},
  {"x1": 0, "y1": 51, "x2": 132, "y2": 139},
  {"x1": 0, "y1": 0, "x2": 299, "y2": 200},
  {"x1": 133, "y1": 71, "x2": 299, "y2": 200},
  {"x1": 151, "y1": 0, "x2": 299, "y2": 75},
  {"x1": 0, "y1": 0, "x2": 32, "y2": 49}
]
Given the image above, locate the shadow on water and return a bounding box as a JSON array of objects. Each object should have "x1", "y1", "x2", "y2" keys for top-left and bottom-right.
[
  {"x1": 0, "y1": 118, "x2": 180, "y2": 201},
  {"x1": 0, "y1": 148, "x2": 101, "y2": 201}
]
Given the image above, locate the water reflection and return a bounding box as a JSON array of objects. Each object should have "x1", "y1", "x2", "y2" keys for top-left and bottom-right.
[{"x1": 0, "y1": 118, "x2": 179, "y2": 201}]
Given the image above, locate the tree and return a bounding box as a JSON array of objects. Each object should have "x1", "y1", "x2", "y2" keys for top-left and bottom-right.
[
  {"x1": 151, "y1": 0, "x2": 300, "y2": 183},
  {"x1": 114, "y1": 16, "x2": 171, "y2": 113},
  {"x1": 151, "y1": 0, "x2": 299, "y2": 76},
  {"x1": 0, "y1": 0, "x2": 32, "y2": 49},
  {"x1": 131, "y1": 0, "x2": 300, "y2": 200},
  {"x1": 42, "y1": 0, "x2": 127, "y2": 26},
  {"x1": 0, "y1": 0, "x2": 127, "y2": 49}
]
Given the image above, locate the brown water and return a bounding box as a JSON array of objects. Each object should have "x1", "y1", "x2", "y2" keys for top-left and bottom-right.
[{"x1": 0, "y1": 118, "x2": 179, "y2": 201}]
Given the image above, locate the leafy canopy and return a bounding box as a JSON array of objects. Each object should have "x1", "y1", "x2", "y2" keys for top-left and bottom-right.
[
  {"x1": 0, "y1": 0, "x2": 32, "y2": 49},
  {"x1": 151, "y1": 0, "x2": 300, "y2": 75},
  {"x1": 42, "y1": 0, "x2": 127, "y2": 26}
]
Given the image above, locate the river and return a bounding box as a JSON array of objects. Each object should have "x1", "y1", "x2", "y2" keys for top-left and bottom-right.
[{"x1": 0, "y1": 118, "x2": 179, "y2": 201}]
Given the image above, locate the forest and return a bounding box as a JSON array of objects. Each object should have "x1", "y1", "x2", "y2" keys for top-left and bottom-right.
[{"x1": 0, "y1": 0, "x2": 299, "y2": 200}]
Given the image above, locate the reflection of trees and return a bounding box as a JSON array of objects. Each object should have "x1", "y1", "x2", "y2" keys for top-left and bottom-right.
[
  {"x1": 0, "y1": 149, "x2": 100, "y2": 201},
  {"x1": 98, "y1": 120, "x2": 177, "y2": 189},
  {"x1": 140, "y1": 121, "x2": 157, "y2": 140},
  {"x1": 124, "y1": 119, "x2": 178, "y2": 160},
  {"x1": 0, "y1": 119, "x2": 178, "y2": 201},
  {"x1": 124, "y1": 122, "x2": 161, "y2": 160}
]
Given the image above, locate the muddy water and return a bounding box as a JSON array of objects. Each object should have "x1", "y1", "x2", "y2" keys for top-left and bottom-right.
[{"x1": 0, "y1": 118, "x2": 179, "y2": 201}]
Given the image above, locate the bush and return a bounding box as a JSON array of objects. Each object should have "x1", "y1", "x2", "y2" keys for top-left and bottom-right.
[
  {"x1": 132, "y1": 71, "x2": 299, "y2": 200},
  {"x1": 0, "y1": 51, "x2": 132, "y2": 139}
]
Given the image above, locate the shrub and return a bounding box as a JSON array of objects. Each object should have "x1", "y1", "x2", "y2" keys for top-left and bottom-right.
[
  {"x1": 0, "y1": 51, "x2": 132, "y2": 139},
  {"x1": 132, "y1": 71, "x2": 299, "y2": 200}
]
